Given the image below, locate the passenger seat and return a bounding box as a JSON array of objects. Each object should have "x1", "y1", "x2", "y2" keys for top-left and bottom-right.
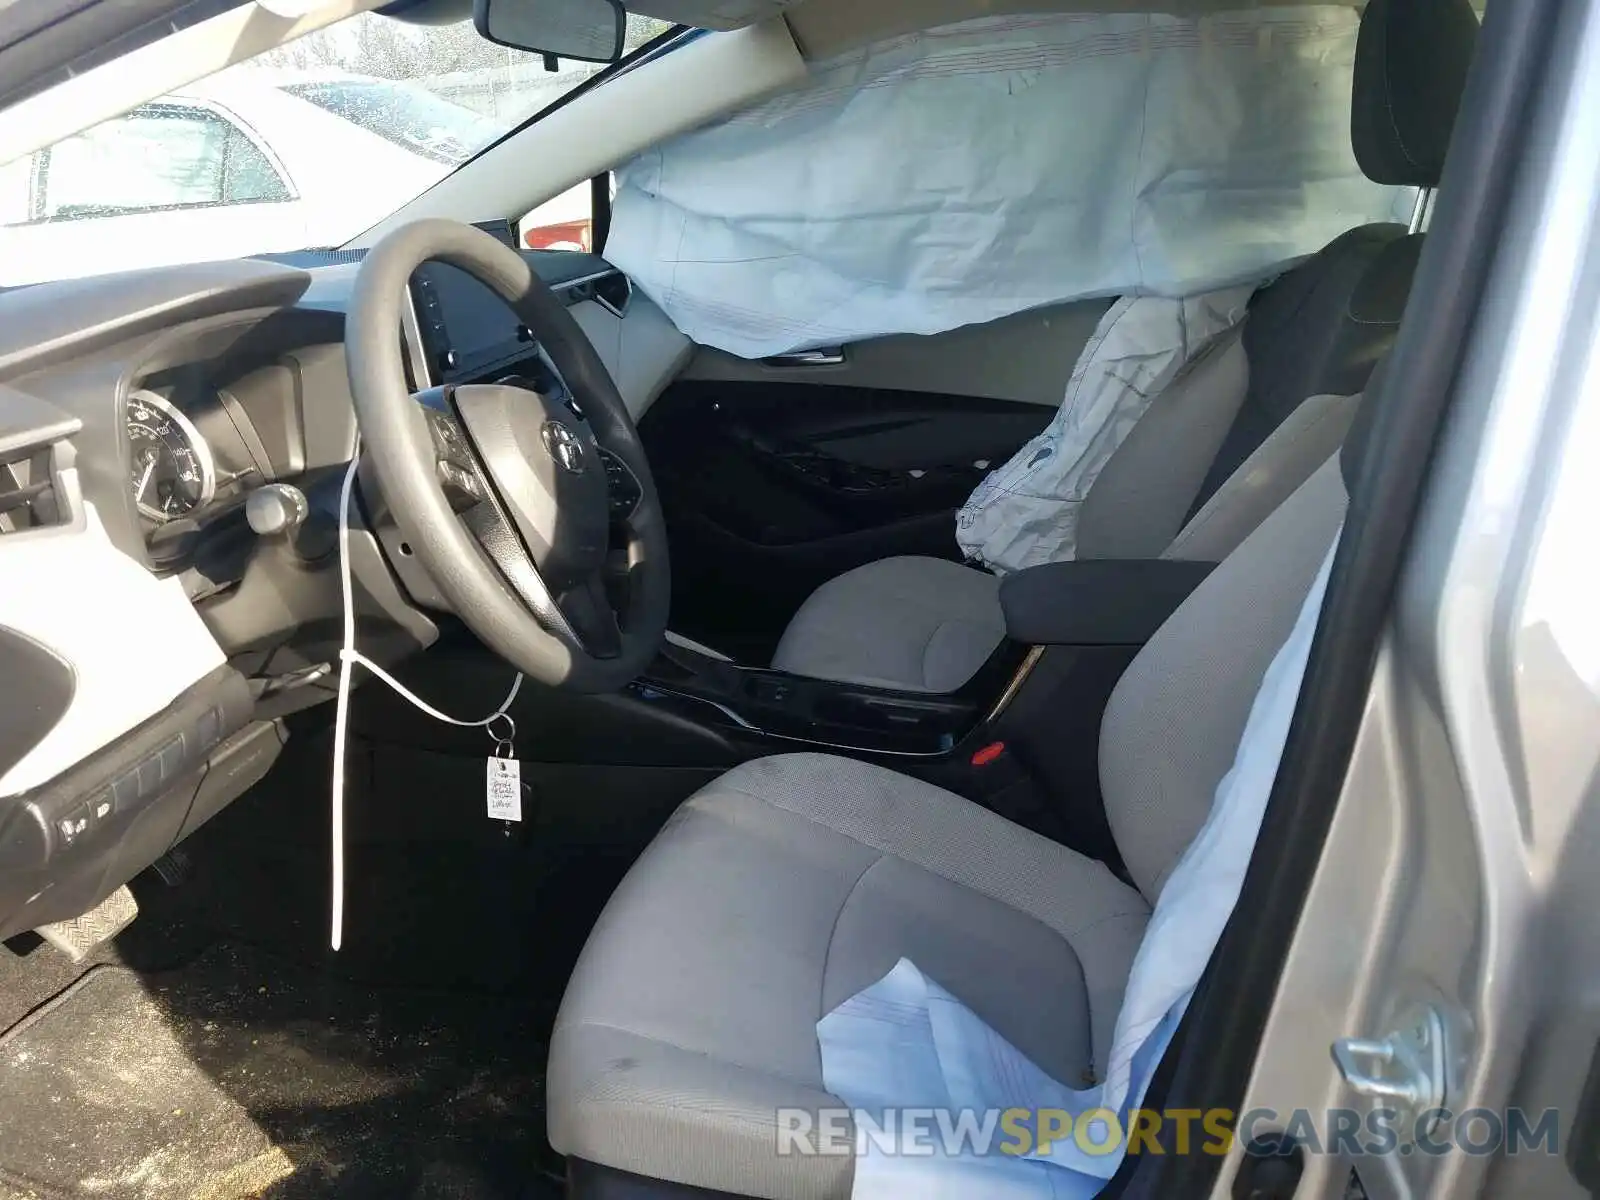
[{"x1": 769, "y1": 0, "x2": 1477, "y2": 694}]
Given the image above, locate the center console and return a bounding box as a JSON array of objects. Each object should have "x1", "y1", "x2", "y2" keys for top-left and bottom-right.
[
  {"x1": 629, "y1": 637, "x2": 1029, "y2": 759},
  {"x1": 618, "y1": 632, "x2": 1132, "y2": 864},
  {"x1": 614, "y1": 556, "x2": 1223, "y2": 863}
]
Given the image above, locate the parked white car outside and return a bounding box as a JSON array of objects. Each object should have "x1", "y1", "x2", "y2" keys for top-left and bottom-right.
[{"x1": 0, "y1": 70, "x2": 589, "y2": 286}]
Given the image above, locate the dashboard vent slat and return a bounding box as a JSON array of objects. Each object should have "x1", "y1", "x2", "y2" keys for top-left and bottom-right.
[{"x1": 0, "y1": 448, "x2": 64, "y2": 533}]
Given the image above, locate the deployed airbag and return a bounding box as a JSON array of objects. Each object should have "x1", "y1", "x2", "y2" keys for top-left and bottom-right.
[
  {"x1": 956, "y1": 286, "x2": 1251, "y2": 571},
  {"x1": 605, "y1": 9, "x2": 1405, "y2": 359}
]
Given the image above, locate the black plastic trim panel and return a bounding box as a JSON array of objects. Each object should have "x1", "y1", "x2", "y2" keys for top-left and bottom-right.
[
  {"x1": 0, "y1": 627, "x2": 75, "y2": 781},
  {"x1": 0, "y1": 259, "x2": 311, "y2": 381},
  {"x1": 0, "y1": 663, "x2": 252, "y2": 939},
  {"x1": 568, "y1": 1159, "x2": 752, "y2": 1200},
  {"x1": 1000, "y1": 559, "x2": 1217, "y2": 646},
  {"x1": 528, "y1": 251, "x2": 616, "y2": 290}
]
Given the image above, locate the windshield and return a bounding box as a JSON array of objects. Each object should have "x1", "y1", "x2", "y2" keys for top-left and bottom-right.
[
  {"x1": 0, "y1": 11, "x2": 669, "y2": 286},
  {"x1": 279, "y1": 78, "x2": 506, "y2": 166}
]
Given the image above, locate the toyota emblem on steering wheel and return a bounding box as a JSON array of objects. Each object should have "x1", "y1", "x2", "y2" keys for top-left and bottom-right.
[{"x1": 541, "y1": 420, "x2": 587, "y2": 474}]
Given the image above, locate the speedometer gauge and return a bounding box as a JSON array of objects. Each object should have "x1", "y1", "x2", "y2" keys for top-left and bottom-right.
[{"x1": 126, "y1": 390, "x2": 216, "y2": 522}]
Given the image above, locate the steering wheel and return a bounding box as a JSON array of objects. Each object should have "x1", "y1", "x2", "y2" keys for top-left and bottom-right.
[{"x1": 345, "y1": 219, "x2": 670, "y2": 692}]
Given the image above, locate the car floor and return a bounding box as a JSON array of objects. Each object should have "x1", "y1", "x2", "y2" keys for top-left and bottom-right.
[{"x1": 0, "y1": 719, "x2": 665, "y2": 1200}]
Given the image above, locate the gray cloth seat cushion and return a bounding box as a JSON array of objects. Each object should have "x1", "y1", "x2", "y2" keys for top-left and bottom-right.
[
  {"x1": 770, "y1": 556, "x2": 1005, "y2": 692},
  {"x1": 547, "y1": 752, "x2": 1149, "y2": 1200}
]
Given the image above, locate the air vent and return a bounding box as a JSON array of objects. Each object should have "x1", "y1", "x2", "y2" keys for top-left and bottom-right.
[
  {"x1": 0, "y1": 448, "x2": 64, "y2": 534},
  {"x1": 555, "y1": 270, "x2": 634, "y2": 318},
  {"x1": 594, "y1": 272, "x2": 633, "y2": 319},
  {"x1": 0, "y1": 387, "x2": 81, "y2": 535}
]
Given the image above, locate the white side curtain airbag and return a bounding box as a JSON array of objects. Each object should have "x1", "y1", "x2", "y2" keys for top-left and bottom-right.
[{"x1": 605, "y1": 9, "x2": 1405, "y2": 359}]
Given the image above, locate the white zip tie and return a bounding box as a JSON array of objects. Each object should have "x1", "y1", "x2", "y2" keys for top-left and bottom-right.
[{"x1": 332, "y1": 444, "x2": 523, "y2": 950}]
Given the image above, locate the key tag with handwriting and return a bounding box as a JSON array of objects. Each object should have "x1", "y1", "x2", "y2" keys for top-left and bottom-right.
[{"x1": 485, "y1": 715, "x2": 522, "y2": 825}]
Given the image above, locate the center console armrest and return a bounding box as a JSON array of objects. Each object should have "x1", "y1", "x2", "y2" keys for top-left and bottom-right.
[{"x1": 999, "y1": 559, "x2": 1216, "y2": 645}]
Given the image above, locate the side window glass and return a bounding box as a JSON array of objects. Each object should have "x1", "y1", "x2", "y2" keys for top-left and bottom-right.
[
  {"x1": 42, "y1": 108, "x2": 223, "y2": 218},
  {"x1": 222, "y1": 124, "x2": 292, "y2": 204},
  {"x1": 518, "y1": 181, "x2": 594, "y2": 251},
  {"x1": 35, "y1": 105, "x2": 289, "y2": 221},
  {"x1": 0, "y1": 153, "x2": 36, "y2": 225}
]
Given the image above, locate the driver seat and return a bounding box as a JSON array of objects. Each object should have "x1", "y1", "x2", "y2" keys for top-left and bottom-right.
[{"x1": 547, "y1": 435, "x2": 1352, "y2": 1197}]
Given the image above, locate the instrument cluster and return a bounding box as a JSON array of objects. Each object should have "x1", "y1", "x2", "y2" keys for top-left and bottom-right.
[
  {"x1": 123, "y1": 378, "x2": 267, "y2": 560},
  {"x1": 126, "y1": 390, "x2": 218, "y2": 523}
]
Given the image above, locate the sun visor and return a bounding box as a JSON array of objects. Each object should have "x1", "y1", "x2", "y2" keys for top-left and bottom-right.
[{"x1": 605, "y1": 9, "x2": 1410, "y2": 359}]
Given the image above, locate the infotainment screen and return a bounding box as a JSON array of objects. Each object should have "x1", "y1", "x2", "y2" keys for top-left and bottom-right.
[{"x1": 408, "y1": 219, "x2": 535, "y2": 384}]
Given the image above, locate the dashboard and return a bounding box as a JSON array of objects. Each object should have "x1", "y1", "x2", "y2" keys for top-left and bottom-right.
[
  {"x1": 0, "y1": 236, "x2": 691, "y2": 942},
  {"x1": 88, "y1": 234, "x2": 670, "y2": 577},
  {"x1": 410, "y1": 254, "x2": 634, "y2": 385}
]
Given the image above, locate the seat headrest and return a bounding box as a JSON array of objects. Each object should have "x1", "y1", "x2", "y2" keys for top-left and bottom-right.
[{"x1": 1351, "y1": 0, "x2": 1481, "y2": 188}]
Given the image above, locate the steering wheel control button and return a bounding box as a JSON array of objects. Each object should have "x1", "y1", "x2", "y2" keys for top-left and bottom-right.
[
  {"x1": 428, "y1": 412, "x2": 463, "y2": 449},
  {"x1": 541, "y1": 420, "x2": 587, "y2": 474},
  {"x1": 597, "y1": 447, "x2": 643, "y2": 518},
  {"x1": 426, "y1": 411, "x2": 482, "y2": 476},
  {"x1": 245, "y1": 483, "x2": 309, "y2": 536},
  {"x1": 438, "y1": 459, "x2": 485, "y2": 511}
]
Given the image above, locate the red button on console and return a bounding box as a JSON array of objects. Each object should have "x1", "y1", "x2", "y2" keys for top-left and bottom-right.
[{"x1": 970, "y1": 741, "x2": 1006, "y2": 767}]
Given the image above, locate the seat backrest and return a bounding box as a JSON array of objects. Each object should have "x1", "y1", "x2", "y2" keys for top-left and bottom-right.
[
  {"x1": 1098, "y1": 451, "x2": 1347, "y2": 902},
  {"x1": 1072, "y1": 0, "x2": 1476, "y2": 567},
  {"x1": 1183, "y1": 230, "x2": 1421, "y2": 514},
  {"x1": 1099, "y1": 333, "x2": 1406, "y2": 900},
  {"x1": 1074, "y1": 230, "x2": 1418, "y2": 564},
  {"x1": 1162, "y1": 386, "x2": 1362, "y2": 565}
]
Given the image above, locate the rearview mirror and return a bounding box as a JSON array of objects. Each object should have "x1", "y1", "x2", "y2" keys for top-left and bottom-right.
[{"x1": 472, "y1": 0, "x2": 627, "y2": 64}]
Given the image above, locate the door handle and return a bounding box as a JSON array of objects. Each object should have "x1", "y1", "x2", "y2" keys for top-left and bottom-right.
[{"x1": 761, "y1": 347, "x2": 847, "y2": 367}]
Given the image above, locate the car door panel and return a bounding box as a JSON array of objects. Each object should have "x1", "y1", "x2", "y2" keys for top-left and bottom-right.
[
  {"x1": 678, "y1": 296, "x2": 1110, "y2": 407},
  {"x1": 640, "y1": 379, "x2": 1051, "y2": 659},
  {"x1": 643, "y1": 301, "x2": 1096, "y2": 656}
]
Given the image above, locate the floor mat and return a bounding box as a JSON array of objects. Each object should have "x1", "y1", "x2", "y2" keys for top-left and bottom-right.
[{"x1": 0, "y1": 945, "x2": 558, "y2": 1199}]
